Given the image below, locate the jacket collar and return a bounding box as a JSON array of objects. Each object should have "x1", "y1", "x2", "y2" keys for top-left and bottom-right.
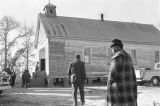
[{"x1": 112, "y1": 49, "x2": 125, "y2": 59}]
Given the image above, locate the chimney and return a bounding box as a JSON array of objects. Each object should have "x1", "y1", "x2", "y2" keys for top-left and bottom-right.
[{"x1": 101, "y1": 13, "x2": 104, "y2": 21}]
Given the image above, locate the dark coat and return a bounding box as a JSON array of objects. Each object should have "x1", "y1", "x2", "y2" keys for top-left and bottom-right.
[
  {"x1": 25, "y1": 72, "x2": 31, "y2": 83},
  {"x1": 106, "y1": 50, "x2": 137, "y2": 106},
  {"x1": 68, "y1": 60, "x2": 86, "y2": 84},
  {"x1": 22, "y1": 71, "x2": 31, "y2": 83},
  {"x1": 11, "y1": 71, "x2": 16, "y2": 79}
]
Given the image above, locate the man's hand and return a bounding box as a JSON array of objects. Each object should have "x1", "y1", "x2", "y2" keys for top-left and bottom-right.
[{"x1": 106, "y1": 83, "x2": 112, "y2": 92}]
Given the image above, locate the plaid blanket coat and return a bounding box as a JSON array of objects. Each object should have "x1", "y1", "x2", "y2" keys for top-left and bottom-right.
[{"x1": 106, "y1": 50, "x2": 137, "y2": 106}]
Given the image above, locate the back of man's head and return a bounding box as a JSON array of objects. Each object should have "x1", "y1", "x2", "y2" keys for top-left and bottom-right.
[{"x1": 76, "y1": 54, "x2": 80, "y2": 60}]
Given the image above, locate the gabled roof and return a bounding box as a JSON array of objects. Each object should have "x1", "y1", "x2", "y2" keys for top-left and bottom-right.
[{"x1": 37, "y1": 14, "x2": 160, "y2": 45}]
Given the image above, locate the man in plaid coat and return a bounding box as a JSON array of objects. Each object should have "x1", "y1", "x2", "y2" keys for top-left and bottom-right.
[
  {"x1": 68, "y1": 54, "x2": 86, "y2": 106},
  {"x1": 106, "y1": 39, "x2": 137, "y2": 106}
]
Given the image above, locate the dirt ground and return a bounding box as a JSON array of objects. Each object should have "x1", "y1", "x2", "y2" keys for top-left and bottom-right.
[{"x1": 0, "y1": 85, "x2": 160, "y2": 106}]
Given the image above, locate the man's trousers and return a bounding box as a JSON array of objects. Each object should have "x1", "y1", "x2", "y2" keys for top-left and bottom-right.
[{"x1": 72, "y1": 82, "x2": 85, "y2": 106}]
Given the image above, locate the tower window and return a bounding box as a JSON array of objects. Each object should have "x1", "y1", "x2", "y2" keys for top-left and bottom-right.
[{"x1": 50, "y1": 9, "x2": 53, "y2": 14}]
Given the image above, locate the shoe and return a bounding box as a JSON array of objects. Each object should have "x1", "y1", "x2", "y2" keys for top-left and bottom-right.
[
  {"x1": 73, "y1": 103, "x2": 77, "y2": 106},
  {"x1": 81, "y1": 102, "x2": 85, "y2": 105}
]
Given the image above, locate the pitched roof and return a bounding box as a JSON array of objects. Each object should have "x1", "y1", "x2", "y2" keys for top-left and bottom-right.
[{"x1": 38, "y1": 14, "x2": 160, "y2": 45}]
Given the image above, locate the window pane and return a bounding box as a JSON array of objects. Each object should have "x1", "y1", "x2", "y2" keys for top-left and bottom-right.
[
  {"x1": 131, "y1": 49, "x2": 137, "y2": 65},
  {"x1": 155, "y1": 50, "x2": 159, "y2": 63},
  {"x1": 84, "y1": 47, "x2": 91, "y2": 63},
  {"x1": 157, "y1": 64, "x2": 160, "y2": 68}
]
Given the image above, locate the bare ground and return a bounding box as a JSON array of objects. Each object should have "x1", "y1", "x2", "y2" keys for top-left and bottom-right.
[{"x1": 0, "y1": 85, "x2": 160, "y2": 106}]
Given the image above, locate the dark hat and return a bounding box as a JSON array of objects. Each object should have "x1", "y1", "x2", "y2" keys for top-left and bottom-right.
[
  {"x1": 76, "y1": 54, "x2": 80, "y2": 59},
  {"x1": 110, "y1": 39, "x2": 123, "y2": 48}
]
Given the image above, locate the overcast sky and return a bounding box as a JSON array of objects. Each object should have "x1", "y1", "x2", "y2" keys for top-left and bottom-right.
[{"x1": 0, "y1": 0, "x2": 160, "y2": 28}]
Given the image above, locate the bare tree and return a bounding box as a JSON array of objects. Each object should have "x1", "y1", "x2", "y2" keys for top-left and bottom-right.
[
  {"x1": 0, "y1": 16, "x2": 32, "y2": 71},
  {"x1": 9, "y1": 48, "x2": 26, "y2": 71},
  {"x1": 21, "y1": 27, "x2": 35, "y2": 71}
]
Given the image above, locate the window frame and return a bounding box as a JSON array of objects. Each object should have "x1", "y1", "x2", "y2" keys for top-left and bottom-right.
[
  {"x1": 155, "y1": 50, "x2": 159, "y2": 63},
  {"x1": 131, "y1": 49, "x2": 137, "y2": 65},
  {"x1": 83, "y1": 46, "x2": 92, "y2": 64}
]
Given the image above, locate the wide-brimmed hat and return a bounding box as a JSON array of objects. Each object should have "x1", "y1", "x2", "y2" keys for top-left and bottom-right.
[{"x1": 110, "y1": 39, "x2": 123, "y2": 48}]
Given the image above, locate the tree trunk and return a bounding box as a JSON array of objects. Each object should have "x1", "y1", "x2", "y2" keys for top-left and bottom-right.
[
  {"x1": 4, "y1": 37, "x2": 7, "y2": 71},
  {"x1": 26, "y1": 48, "x2": 29, "y2": 70}
]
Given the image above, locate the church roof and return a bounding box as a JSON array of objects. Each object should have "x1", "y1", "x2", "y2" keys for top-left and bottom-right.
[{"x1": 37, "y1": 13, "x2": 160, "y2": 45}]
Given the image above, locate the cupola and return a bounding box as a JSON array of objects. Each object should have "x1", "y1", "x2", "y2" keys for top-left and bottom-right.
[{"x1": 43, "y1": 3, "x2": 57, "y2": 18}]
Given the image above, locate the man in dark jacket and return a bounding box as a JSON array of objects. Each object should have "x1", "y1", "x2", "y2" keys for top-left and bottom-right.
[
  {"x1": 68, "y1": 54, "x2": 86, "y2": 106},
  {"x1": 22, "y1": 70, "x2": 25, "y2": 87},
  {"x1": 22, "y1": 69, "x2": 31, "y2": 88},
  {"x1": 25, "y1": 70, "x2": 31, "y2": 88},
  {"x1": 106, "y1": 39, "x2": 137, "y2": 106},
  {"x1": 10, "y1": 70, "x2": 16, "y2": 87}
]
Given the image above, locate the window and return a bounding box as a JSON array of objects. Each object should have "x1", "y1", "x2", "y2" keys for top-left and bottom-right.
[
  {"x1": 50, "y1": 9, "x2": 53, "y2": 14},
  {"x1": 84, "y1": 47, "x2": 91, "y2": 64},
  {"x1": 107, "y1": 48, "x2": 113, "y2": 56},
  {"x1": 106, "y1": 48, "x2": 113, "y2": 65},
  {"x1": 155, "y1": 50, "x2": 159, "y2": 63},
  {"x1": 157, "y1": 64, "x2": 160, "y2": 69},
  {"x1": 131, "y1": 49, "x2": 137, "y2": 65}
]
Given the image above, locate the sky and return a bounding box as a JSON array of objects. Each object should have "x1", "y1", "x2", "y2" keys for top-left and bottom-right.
[{"x1": 0, "y1": 0, "x2": 160, "y2": 29}]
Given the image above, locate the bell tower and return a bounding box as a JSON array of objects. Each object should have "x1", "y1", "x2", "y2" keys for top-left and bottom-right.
[{"x1": 43, "y1": 1, "x2": 57, "y2": 18}]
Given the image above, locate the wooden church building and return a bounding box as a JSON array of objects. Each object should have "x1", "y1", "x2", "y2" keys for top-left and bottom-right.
[{"x1": 35, "y1": 3, "x2": 160, "y2": 86}]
